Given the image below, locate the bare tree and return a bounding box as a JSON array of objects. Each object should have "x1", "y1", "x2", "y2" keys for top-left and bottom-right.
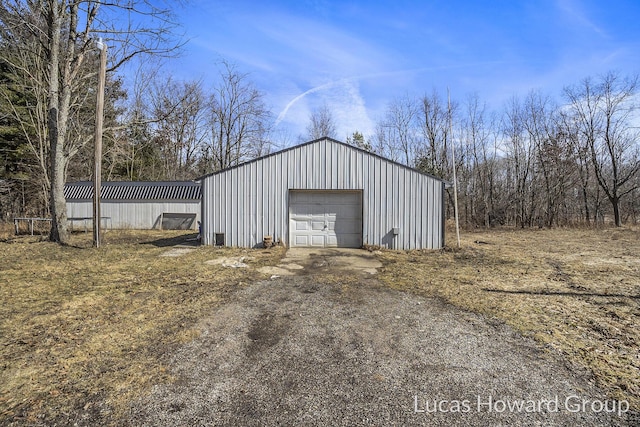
[
  {"x1": 376, "y1": 95, "x2": 418, "y2": 166},
  {"x1": 306, "y1": 103, "x2": 337, "y2": 141},
  {"x1": 416, "y1": 90, "x2": 451, "y2": 177},
  {"x1": 0, "y1": 1, "x2": 183, "y2": 244},
  {"x1": 202, "y1": 61, "x2": 272, "y2": 173},
  {"x1": 105, "y1": 64, "x2": 158, "y2": 180},
  {"x1": 521, "y1": 90, "x2": 565, "y2": 227},
  {"x1": 564, "y1": 72, "x2": 640, "y2": 226},
  {"x1": 459, "y1": 93, "x2": 500, "y2": 226},
  {"x1": 150, "y1": 77, "x2": 207, "y2": 180},
  {"x1": 556, "y1": 110, "x2": 602, "y2": 225},
  {"x1": 502, "y1": 96, "x2": 536, "y2": 227}
]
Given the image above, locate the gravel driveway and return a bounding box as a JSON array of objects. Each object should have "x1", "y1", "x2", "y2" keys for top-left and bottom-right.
[{"x1": 126, "y1": 253, "x2": 633, "y2": 426}]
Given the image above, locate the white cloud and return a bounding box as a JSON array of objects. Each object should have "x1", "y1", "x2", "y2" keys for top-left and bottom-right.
[
  {"x1": 250, "y1": 12, "x2": 391, "y2": 76},
  {"x1": 556, "y1": 0, "x2": 608, "y2": 37}
]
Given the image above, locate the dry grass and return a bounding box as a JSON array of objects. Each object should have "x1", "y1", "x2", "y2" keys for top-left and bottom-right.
[
  {"x1": 0, "y1": 228, "x2": 285, "y2": 425},
  {"x1": 377, "y1": 226, "x2": 640, "y2": 410},
  {"x1": 2, "y1": 224, "x2": 639, "y2": 424}
]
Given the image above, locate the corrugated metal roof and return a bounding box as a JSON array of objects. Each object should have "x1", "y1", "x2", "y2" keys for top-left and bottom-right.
[{"x1": 64, "y1": 181, "x2": 201, "y2": 201}]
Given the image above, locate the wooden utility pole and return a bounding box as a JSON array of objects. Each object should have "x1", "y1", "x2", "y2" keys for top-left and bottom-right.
[{"x1": 93, "y1": 39, "x2": 107, "y2": 248}]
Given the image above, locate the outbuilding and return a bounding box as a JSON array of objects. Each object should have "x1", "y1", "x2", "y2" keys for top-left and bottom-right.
[
  {"x1": 64, "y1": 181, "x2": 201, "y2": 230},
  {"x1": 200, "y1": 138, "x2": 446, "y2": 250}
]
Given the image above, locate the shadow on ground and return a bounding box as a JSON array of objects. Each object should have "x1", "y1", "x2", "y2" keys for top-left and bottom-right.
[{"x1": 141, "y1": 233, "x2": 199, "y2": 248}]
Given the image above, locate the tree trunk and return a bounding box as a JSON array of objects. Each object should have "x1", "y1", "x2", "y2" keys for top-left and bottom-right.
[
  {"x1": 49, "y1": 149, "x2": 68, "y2": 242},
  {"x1": 46, "y1": 3, "x2": 69, "y2": 244},
  {"x1": 612, "y1": 197, "x2": 622, "y2": 227}
]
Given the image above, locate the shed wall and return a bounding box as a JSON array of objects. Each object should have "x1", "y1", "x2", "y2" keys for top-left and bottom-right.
[
  {"x1": 201, "y1": 139, "x2": 444, "y2": 250},
  {"x1": 67, "y1": 201, "x2": 200, "y2": 229}
]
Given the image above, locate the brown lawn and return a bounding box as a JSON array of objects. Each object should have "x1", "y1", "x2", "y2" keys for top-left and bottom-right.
[{"x1": 0, "y1": 229, "x2": 285, "y2": 424}]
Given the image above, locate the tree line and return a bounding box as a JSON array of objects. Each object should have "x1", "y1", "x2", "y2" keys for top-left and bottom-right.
[
  {"x1": 309, "y1": 73, "x2": 639, "y2": 228},
  {"x1": 0, "y1": 2, "x2": 638, "y2": 245},
  {"x1": 368, "y1": 73, "x2": 639, "y2": 228}
]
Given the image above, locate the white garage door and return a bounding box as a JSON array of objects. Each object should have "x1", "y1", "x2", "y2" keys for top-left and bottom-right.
[{"x1": 289, "y1": 191, "x2": 362, "y2": 248}]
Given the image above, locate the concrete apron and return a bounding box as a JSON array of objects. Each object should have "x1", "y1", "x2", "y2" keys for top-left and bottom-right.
[{"x1": 257, "y1": 248, "x2": 382, "y2": 277}]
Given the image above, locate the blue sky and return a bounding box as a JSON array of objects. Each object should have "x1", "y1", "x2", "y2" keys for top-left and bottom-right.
[{"x1": 167, "y1": 0, "x2": 640, "y2": 141}]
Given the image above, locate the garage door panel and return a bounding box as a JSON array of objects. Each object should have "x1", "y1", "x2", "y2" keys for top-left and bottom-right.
[
  {"x1": 290, "y1": 204, "x2": 306, "y2": 215},
  {"x1": 290, "y1": 191, "x2": 362, "y2": 248},
  {"x1": 334, "y1": 219, "x2": 361, "y2": 233},
  {"x1": 309, "y1": 206, "x2": 327, "y2": 215},
  {"x1": 331, "y1": 193, "x2": 356, "y2": 204},
  {"x1": 292, "y1": 203, "x2": 326, "y2": 215},
  {"x1": 326, "y1": 235, "x2": 338, "y2": 247},
  {"x1": 294, "y1": 235, "x2": 309, "y2": 246},
  {"x1": 294, "y1": 220, "x2": 309, "y2": 230},
  {"x1": 337, "y1": 234, "x2": 361, "y2": 247},
  {"x1": 311, "y1": 235, "x2": 325, "y2": 246},
  {"x1": 311, "y1": 220, "x2": 325, "y2": 231}
]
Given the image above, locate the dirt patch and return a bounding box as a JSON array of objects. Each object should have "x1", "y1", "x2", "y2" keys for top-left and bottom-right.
[
  {"x1": 246, "y1": 311, "x2": 292, "y2": 357},
  {"x1": 160, "y1": 247, "x2": 196, "y2": 257},
  {"x1": 126, "y1": 277, "x2": 635, "y2": 426},
  {"x1": 206, "y1": 256, "x2": 255, "y2": 268},
  {"x1": 262, "y1": 248, "x2": 383, "y2": 276}
]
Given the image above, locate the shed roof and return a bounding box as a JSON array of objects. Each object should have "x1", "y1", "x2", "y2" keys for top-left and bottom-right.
[{"x1": 64, "y1": 181, "x2": 201, "y2": 201}]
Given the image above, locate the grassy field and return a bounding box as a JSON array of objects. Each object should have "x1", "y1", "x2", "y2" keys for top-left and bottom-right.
[
  {"x1": 0, "y1": 226, "x2": 638, "y2": 424},
  {"x1": 377, "y1": 226, "x2": 640, "y2": 411}
]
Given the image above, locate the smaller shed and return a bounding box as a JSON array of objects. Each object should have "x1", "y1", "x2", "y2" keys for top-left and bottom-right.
[{"x1": 64, "y1": 181, "x2": 201, "y2": 230}]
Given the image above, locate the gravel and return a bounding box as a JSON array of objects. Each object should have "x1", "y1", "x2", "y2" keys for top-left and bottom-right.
[{"x1": 126, "y1": 276, "x2": 635, "y2": 426}]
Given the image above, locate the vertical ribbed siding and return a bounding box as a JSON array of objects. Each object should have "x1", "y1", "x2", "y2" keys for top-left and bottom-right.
[
  {"x1": 201, "y1": 138, "x2": 445, "y2": 249},
  {"x1": 67, "y1": 201, "x2": 200, "y2": 229}
]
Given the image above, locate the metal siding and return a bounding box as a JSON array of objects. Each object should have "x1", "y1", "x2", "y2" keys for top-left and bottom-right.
[
  {"x1": 274, "y1": 154, "x2": 282, "y2": 243},
  {"x1": 205, "y1": 175, "x2": 213, "y2": 245},
  {"x1": 371, "y1": 156, "x2": 380, "y2": 246},
  {"x1": 440, "y1": 182, "x2": 444, "y2": 246},
  {"x1": 230, "y1": 168, "x2": 238, "y2": 246},
  {"x1": 201, "y1": 178, "x2": 209, "y2": 245},
  {"x1": 236, "y1": 167, "x2": 243, "y2": 246},
  {"x1": 393, "y1": 164, "x2": 400, "y2": 248},
  {"x1": 201, "y1": 139, "x2": 444, "y2": 249},
  {"x1": 402, "y1": 168, "x2": 410, "y2": 249},
  {"x1": 66, "y1": 200, "x2": 199, "y2": 229},
  {"x1": 67, "y1": 201, "x2": 92, "y2": 219},
  {"x1": 429, "y1": 179, "x2": 437, "y2": 248},
  {"x1": 407, "y1": 171, "x2": 414, "y2": 249},
  {"x1": 377, "y1": 161, "x2": 386, "y2": 247},
  {"x1": 421, "y1": 178, "x2": 428, "y2": 248},
  {"x1": 239, "y1": 166, "x2": 246, "y2": 246},
  {"x1": 249, "y1": 162, "x2": 257, "y2": 247}
]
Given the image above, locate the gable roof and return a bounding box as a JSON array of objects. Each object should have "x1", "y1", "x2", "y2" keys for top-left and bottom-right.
[
  {"x1": 64, "y1": 181, "x2": 201, "y2": 201},
  {"x1": 196, "y1": 137, "x2": 447, "y2": 183}
]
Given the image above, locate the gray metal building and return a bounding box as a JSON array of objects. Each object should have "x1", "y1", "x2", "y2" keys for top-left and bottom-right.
[
  {"x1": 64, "y1": 181, "x2": 201, "y2": 230},
  {"x1": 200, "y1": 138, "x2": 445, "y2": 250}
]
